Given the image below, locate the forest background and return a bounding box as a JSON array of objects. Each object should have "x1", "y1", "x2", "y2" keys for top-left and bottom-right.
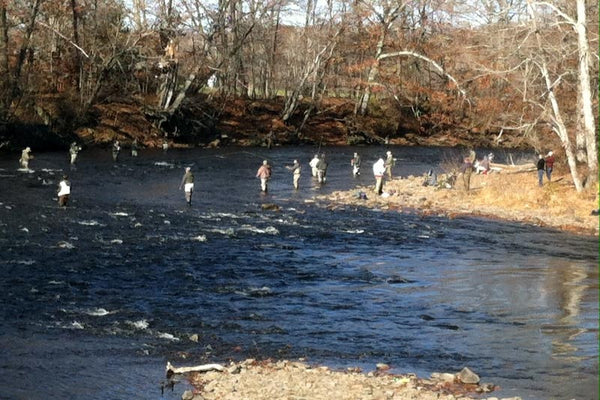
[{"x1": 0, "y1": 0, "x2": 597, "y2": 191}]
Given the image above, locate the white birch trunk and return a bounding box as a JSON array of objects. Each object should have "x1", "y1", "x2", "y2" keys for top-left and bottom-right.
[
  {"x1": 575, "y1": 0, "x2": 597, "y2": 186},
  {"x1": 527, "y1": 0, "x2": 584, "y2": 192}
]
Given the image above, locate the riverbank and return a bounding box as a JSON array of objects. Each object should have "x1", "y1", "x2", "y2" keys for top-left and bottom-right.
[
  {"x1": 317, "y1": 169, "x2": 599, "y2": 236},
  {"x1": 181, "y1": 359, "x2": 515, "y2": 400}
]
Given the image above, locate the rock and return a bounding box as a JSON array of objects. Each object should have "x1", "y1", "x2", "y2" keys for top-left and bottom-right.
[
  {"x1": 430, "y1": 372, "x2": 455, "y2": 383},
  {"x1": 376, "y1": 363, "x2": 390, "y2": 371},
  {"x1": 261, "y1": 203, "x2": 281, "y2": 211},
  {"x1": 457, "y1": 367, "x2": 480, "y2": 384},
  {"x1": 182, "y1": 390, "x2": 194, "y2": 400},
  {"x1": 206, "y1": 139, "x2": 220, "y2": 148}
]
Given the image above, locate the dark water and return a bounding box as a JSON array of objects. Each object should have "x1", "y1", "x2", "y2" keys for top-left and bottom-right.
[{"x1": 0, "y1": 146, "x2": 597, "y2": 400}]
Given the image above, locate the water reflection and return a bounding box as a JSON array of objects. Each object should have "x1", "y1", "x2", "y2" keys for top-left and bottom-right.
[{"x1": 543, "y1": 262, "x2": 595, "y2": 362}]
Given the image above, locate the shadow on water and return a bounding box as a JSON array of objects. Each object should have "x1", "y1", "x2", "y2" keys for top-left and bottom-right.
[{"x1": 0, "y1": 146, "x2": 597, "y2": 400}]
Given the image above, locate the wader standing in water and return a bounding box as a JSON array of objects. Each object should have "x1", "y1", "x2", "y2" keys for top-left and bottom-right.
[
  {"x1": 131, "y1": 139, "x2": 139, "y2": 157},
  {"x1": 57, "y1": 175, "x2": 71, "y2": 207},
  {"x1": 384, "y1": 151, "x2": 394, "y2": 179},
  {"x1": 112, "y1": 140, "x2": 121, "y2": 162},
  {"x1": 351, "y1": 152, "x2": 361, "y2": 177},
  {"x1": 316, "y1": 154, "x2": 328, "y2": 184},
  {"x1": 179, "y1": 167, "x2": 195, "y2": 206},
  {"x1": 286, "y1": 159, "x2": 301, "y2": 190},
  {"x1": 256, "y1": 160, "x2": 272, "y2": 193},
  {"x1": 309, "y1": 154, "x2": 319, "y2": 177},
  {"x1": 69, "y1": 142, "x2": 82, "y2": 165},
  {"x1": 19, "y1": 147, "x2": 33, "y2": 169}
]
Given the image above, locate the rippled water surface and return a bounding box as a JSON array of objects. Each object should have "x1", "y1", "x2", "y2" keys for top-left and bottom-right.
[{"x1": 0, "y1": 146, "x2": 597, "y2": 400}]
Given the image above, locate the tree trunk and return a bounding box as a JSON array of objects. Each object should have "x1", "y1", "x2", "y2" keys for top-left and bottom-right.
[
  {"x1": 0, "y1": 4, "x2": 10, "y2": 118},
  {"x1": 575, "y1": 0, "x2": 598, "y2": 186},
  {"x1": 70, "y1": 0, "x2": 82, "y2": 94}
]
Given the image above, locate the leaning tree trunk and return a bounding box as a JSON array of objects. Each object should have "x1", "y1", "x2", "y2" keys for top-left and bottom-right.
[{"x1": 527, "y1": 0, "x2": 584, "y2": 192}]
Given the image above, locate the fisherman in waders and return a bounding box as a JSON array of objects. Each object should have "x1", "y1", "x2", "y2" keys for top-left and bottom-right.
[
  {"x1": 19, "y1": 147, "x2": 33, "y2": 169},
  {"x1": 384, "y1": 150, "x2": 395, "y2": 179},
  {"x1": 256, "y1": 160, "x2": 272, "y2": 193},
  {"x1": 461, "y1": 154, "x2": 474, "y2": 191},
  {"x1": 351, "y1": 152, "x2": 361, "y2": 177},
  {"x1": 112, "y1": 140, "x2": 121, "y2": 162},
  {"x1": 179, "y1": 167, "x2": 195, "y2": 206},
  {"x1": 57, "y1": 175, "x2": 71, "y2": 207},
  {"x1": 316, "y1": 153, "x2": 328, "y2": 184},
  {"x1": 69, "y1": 142, "x2": 82, "y2": 165},
  {"x1": 286, "y1": 159, "x2": 301, "y2": 190},
  {"x1": 309, "y1": 154, "x2": 319, "y2": 177},
  {"x1": 131, "y1": 139, "x2": 139, "y2": 157},
  {"x1": 373, "y1": 157, "x2": 386, "y2": 195}
]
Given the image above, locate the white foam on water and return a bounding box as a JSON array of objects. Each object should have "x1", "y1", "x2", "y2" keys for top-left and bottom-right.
[
  {"x1": 20, "y1": 227, "x2": 29, "y2": 233},
  {"x1": 126, "y1": 319, "x2": 149, "y2": 330},
  {"x1": 345, "y1": 229, "x2": 364, "y2": 234},
  {"x1": 57, "y1": 241, "x2": 75, "y2": 249},
  {"x1": 0, "y1": 259, "x2": 36, "y2": 265},
  {"x1": 110, "y1": 212, "x2": 129, "y2": 217},
  {"x1": 110, "y1": 239, "x2": 123, "y2": 244},
  {"x1": 417, "y1": 235, "x2": 430, "y2": 239},
  {"x1": 164, "y1": 220, "x2": 171, "y2": 225},
  {"x1": 17, "y1": 168, "x2": 34, "y2": 173},
  {"x1": 71, "y1": 321, "x2": 85, "y2": 330},
  {"x1": 78, "y1": 220, "x2": 106, "y2": 227},
  {"x1": 157, "y1": 332, "x2": 180, "y2": 341},
  {"x1": 192, "y1": 235, "x2": 207, "y2": 242},
  {"x1": 237, "y1": 286, "x2": 273, "y2": 297},
  {"x1": 85, "y1": 308, "x2": 111, "y2": 316},
  {"x1": 239, "y1": 225, "x2": 279, "y2": 235},
  {"x1": 209, "y1": 228, "x2": 236, "y2": 236},
  {"x1": 48, "y1": 280, "x2": 65, "y2": 285},
  {"x1": 154, "y1": 161, "x2": 175, "y2": 168}
]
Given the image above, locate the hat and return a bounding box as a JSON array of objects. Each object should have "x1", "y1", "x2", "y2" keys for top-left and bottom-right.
[
  {"x1": 263, "y1": 160, "x2": 268, "y2": 165},
  {"x1": 25, "y1": 147, "x2": 31, "y2": 152},
  {"x1": 185, "y1": 167, "x2": 191, "y2": 172},
  {"x1": 386, "y1": 151, "x2": 391, "y2": 155},
  {"x1": 548, "y1": 151, "x2": 553, "y2": 156},
  {"x1": 293, "y1": 159, "x2": 298, "y2": 164}
]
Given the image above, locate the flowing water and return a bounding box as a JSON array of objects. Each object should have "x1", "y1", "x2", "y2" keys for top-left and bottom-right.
[{"x1": 0, "y1": 146, "x2": 597, "y2": 400}]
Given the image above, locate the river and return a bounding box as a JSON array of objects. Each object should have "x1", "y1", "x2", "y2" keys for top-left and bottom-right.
[{"x1": 0, "y1": 146, "x2": 597, "y2": 400}]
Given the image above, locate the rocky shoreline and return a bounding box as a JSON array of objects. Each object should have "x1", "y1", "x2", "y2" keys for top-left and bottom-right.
[
  {"x1": 170, "y1": 359, "x2": 521, "y2": 400},
  {"x1": 316, "y1": 170, "x2": 599, "y2": 237}
]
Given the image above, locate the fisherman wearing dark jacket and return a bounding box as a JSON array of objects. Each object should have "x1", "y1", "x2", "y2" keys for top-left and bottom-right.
[
  {"x1": 179, "y1": 167, "x2": 195, "y2": 205},
  {"x1": 536, "y1": 154, "x2": 545, "y2": 187}
]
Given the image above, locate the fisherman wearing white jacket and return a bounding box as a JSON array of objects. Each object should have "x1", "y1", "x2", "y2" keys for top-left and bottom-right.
[
  {"x1": 373, "y1": 157, "x2": 386, "y2": 195},
  {"x1": 309, "y1": 154, "x2": 319, "y2": 177},
  {"x1": 57, "y1": 175, "x2": 71, "y2": 207}
]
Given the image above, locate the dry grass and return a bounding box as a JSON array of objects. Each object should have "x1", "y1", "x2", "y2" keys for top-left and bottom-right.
[{"x1": 321, "y1": 170, "x2": 599, "y2": 236}]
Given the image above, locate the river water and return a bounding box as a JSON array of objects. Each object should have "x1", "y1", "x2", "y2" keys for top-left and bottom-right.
[{"x1": 0, "y1": 146, "x2": 597, "y2": 400}]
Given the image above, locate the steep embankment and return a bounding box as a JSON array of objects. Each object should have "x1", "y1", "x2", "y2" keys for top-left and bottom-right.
[{"x1": 1, "y1": 94, "x2": 539, "y2": 152}]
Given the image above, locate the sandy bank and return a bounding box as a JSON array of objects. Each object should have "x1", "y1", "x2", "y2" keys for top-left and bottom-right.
[
  {"x1": 317, "y1": 170, "x2": 599, "y2": 237},
  {"x1": 178, "y1": 359, "x2": 518, "y2": 400}
]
